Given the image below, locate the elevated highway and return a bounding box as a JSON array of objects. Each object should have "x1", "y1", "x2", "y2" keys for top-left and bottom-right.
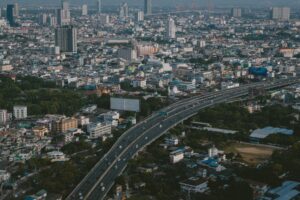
[{"x1": 66, "y1": 79, "x2": 299, "y2": 200}]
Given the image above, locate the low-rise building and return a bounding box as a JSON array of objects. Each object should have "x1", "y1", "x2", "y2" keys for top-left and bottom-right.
[
  {"x1": 32, "y1": 126, "x2": 49, "y2": 138},
  {"x1": 164, "y1": 136, "x2": 179, "y2": 146},
  {"x1": 46, "y1": 151, "x2": 69, "y2": 162},
  {"x1": 170, "y1": 149, "x2": 184, "y2": 164},
  {"x1": 0, "y1": 170, "x2": 10, "y2": 183},
  {"x1": 180, "y1": 177, "x2": 209, "y2": 193},
  {"x1": 87, "y1": 122, "x2": 111, "y2": 139},
  {"x1": 52, "y1": 117, "x2": 78, "y2": 133},
  {"x1": 262, "y1": 181, "x2": 300, "y2": 200}
]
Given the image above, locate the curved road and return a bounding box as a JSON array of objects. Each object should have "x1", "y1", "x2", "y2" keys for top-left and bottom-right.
[{"x1": 66, "y1": 79, "x2": 299, "y2": 200}]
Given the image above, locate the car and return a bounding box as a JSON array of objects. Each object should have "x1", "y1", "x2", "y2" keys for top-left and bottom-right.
[{"x1": 101, "y1": 186, "x2": 105, "y2": 191}]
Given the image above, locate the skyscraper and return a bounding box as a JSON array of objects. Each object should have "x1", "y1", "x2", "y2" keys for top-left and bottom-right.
[
  {"x1": 119, "y1": 3, "x2": 128, "y2": 19},
  {"x1": 14, "y1": 3, "x2": 19, "y2": 17},
  {"x1": 57, "y1": 0, "x2": 71, "y2": 26},
  {"x1": 166, "y1": 17, "x2": 176, "y2": 39},
  {"x1": 62, "y1": 0, "x2": 69, "y2": 10},
  {"x1": 136, "y1": 11, "x2": 144, "y2": 22},
  {"x1": 6, "y1": 4, "x2": 15, "y2": 26},
  {"x1": 82, "y1": 4, "x2": 88, "y2": 16},
  {"x1": 144, "y1": 0, "x2": 152, "y2": 15},
  {"x1": 55, "y1": 25, "x2": 77, "y2": 53},
  {"x1": 96, "y1": 0, "x2": 102, "y2": 14},
  {"x1": 271, "y1": 7, "x2": 290, "y2": 21},
  {"x1": 57, "y1": 9, "x2": 71, "y2": 26},
  {"x1": 231, "y1": 8, "x2": 242, "y2": 18}
]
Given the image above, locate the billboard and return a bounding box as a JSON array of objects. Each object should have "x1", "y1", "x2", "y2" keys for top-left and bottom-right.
[{"x1": 110, "y1": 97, "x2": 140, "y2": 112}]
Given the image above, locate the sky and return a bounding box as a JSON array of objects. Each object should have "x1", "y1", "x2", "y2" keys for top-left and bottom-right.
[{"x1": 1, "y1": 0, "x2": 300, "y2": 8}]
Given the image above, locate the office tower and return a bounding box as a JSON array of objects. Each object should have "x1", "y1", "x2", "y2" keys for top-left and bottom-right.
[
  {"x1": 100, "y1": 14, "x2": 110, "y2": 24},
  {"x1": 96, "y1": 0, "x2": 102, "y2": 14},
  {"x1": 231, "y1": 8, "x2": 242, "y2": 18},
  {"x1": 166, "y1": 17, "x2": 176, "y2": 39},
  {"x1": 13, "y1": 106, "x2": 27, "y2": 119},
  {"x1": 82, "y1": 4, "x2": 88, "y2": 16},
  {"x1": 13, "y1": 3, "x2": 19, "y2": 17},
  {"x1": 39, "y1": 14, "x2": 48, "y2": 25},
  {"x1": 57, "y1": 0, "x2": 70, "y2": 26},
  {"x1": 48, "y1": 15, "x2": 57, "y2": 27},
  {"x1": 136, "y1": 11, "x2": 144, "y2": 22},
  {"x1": 0, "y1": 109, "x2": 7, "y2": 124},
  {"x1": 6, "y1": 4, "x2": 15, "y2": 26},
  {"x1": 144, "y1": 0, "x2": 152, "y2": 15},
  {"x1": 62, "y1": 0, "x2": 69, "y2": 10},
  {"x1": 119, "y1": 3, "x2": 128, "y2": 19},
  {"x1": 55, "y1": 25, "x2": 77, "y2": 53},
  {"x1": 57, "y1": 8, "x2": 70, "y2": 26},
  {"x1": 272, "y1": 7, "x2": 290, "y2": 20}
]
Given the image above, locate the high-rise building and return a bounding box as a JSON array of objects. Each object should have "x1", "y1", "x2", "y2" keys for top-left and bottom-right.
[
  {"x1": 39, "y1": 14, "x2": 48, "y2": 25},
  {"x1": 118, "y1": 48, "x2": 137, "y2": 61},
  {"x1": 82, "y1": 4, "x2": 88, "y2": 16},
  {"x1": 136, "y1": 11, "x2": 144, "y2": 22},
  {"x1": 62, "y1": 0, "x2": 69, "y2": 10},
  {"x1": 231, "y1": 8, "x2": 242, "y2": 18},
  {"x1": 6, "y1": 4, "x2": 15, "y2": 26},
  {"x1": 0, "y1": 109, "x2": 8, "y2": 124},
  {"x1": 199, "y1": 40, "x2": 206, "y2": 48},
  {"x1": 96, "y1": 0, "x2": 102, "y2": 14},
  {"x1": 55, "y1": 25, "x2": 77, "y2": 53},
  {"x1": 100, "y1": 14, "x2": 110, "y2": 24},
  {"x1": 271, "y1": 7, "x2": 290, "y2": 20},
  {"x1": 57, "y1": 0, "x2": 70, "y2": 26},
  {"x1": 119, "y1": 3, "x2": 129, "y2": 19},
  {"x1": 13, "y1": 3, "x2": 19, "y2": 17},
  {"x1": 13, "y1": 106, "x2": 27, "y2": 119},
  {"x1": 166, "y1": 17, "x2": 176, "y2": 39},
  {"x1": 144, "y1": 0, "x2": 152, "y2": 15},
  {"x1": 57, "y1": 8, "x2": 71, "y2": 26},
  {"x1": 48, "y1": 15, "x2": 57, "y2": 27}
]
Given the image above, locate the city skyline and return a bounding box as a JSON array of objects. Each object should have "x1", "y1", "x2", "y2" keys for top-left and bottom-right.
[
  {"x1": 1, "y1": 0, "x2": 300, "y2": 199},
  {"x1": 1, "y1": 0, "x2": 300, "y2": 8}
]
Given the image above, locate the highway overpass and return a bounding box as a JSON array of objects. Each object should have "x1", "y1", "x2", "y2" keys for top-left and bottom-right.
[{"x1": 66, "y1": 79, "x2": 299, "y2": 200}]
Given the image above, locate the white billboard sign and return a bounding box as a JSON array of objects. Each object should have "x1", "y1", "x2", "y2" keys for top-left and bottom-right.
[{"x1": 110, "y1": 97, "x2": 140, "y2": 112}]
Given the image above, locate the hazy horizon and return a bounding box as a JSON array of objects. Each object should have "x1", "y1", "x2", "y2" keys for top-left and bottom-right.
[{"x1": 1, "y1": 0, "x2": 300, "y2": 9}]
